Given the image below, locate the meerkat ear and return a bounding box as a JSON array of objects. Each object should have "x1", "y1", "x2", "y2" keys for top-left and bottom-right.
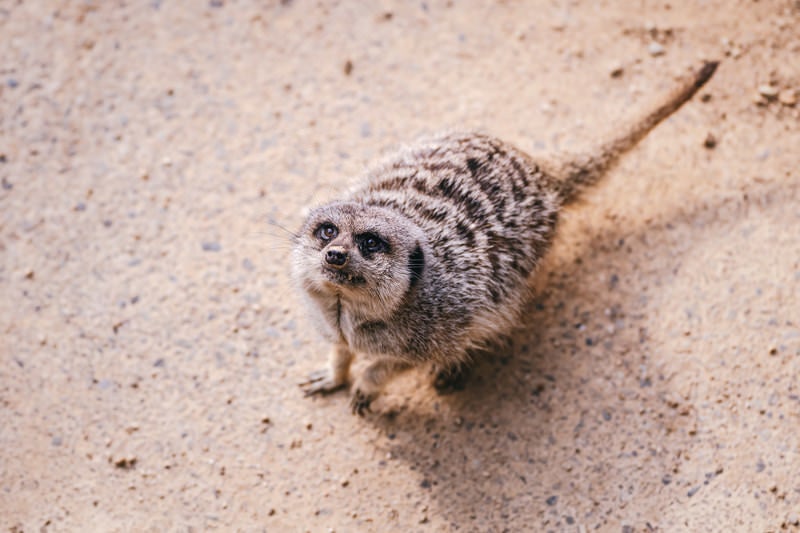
[{"x1": 408, "y1": 243, "x2": 425, "y2": 288}]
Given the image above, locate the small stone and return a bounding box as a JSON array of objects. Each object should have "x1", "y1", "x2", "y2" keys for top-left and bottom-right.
[
  {"x1": 112, "y1": 455, "x2": 137, "y2": 469},
  {"x1": 778, "y1": 89, "x2": 797, "y2": 107},
  {"x1": 703, "y1": 132, "x2": 717, "y2": 149},
  {"x1": 753, "y1": 93, "x2": 768, "y2": 106},
  {"x1": 786, "y1": 513, "x2": 799, "y2": 526},
  {"x1": 340, "y1": 479, "x2": 349, "y2": 487},
  {"x1": 343, "y1": 60, "x2": 353, "y2": 76},
  {"x1": 546, "y1": 495, "x2": 558, "y2": 506},
  {"x1": 758, "y1": 85, "x2": 779, "y2": 100},
  {"x1": 610, "y1": 63, "x2": 624, "y2": 78},
  {"x1": 700, "y1": 93, "x2": 712, "y2": 103},
  {"x1": 648, "y1": 42, "x2": 665, "y2": 56}
]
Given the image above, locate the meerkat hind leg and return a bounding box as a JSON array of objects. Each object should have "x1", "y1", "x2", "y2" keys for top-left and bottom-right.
[
  {"x1": 351, "y1": 358, "x2": 411, "y2": 416},
  {"x1": 299, "y1": 343, "x2": 354, "y2": 396}
]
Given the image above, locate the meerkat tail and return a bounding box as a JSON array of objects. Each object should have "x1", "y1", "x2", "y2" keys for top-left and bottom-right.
[{"x1": 552, "y1": 60, "x2": 719, "y2": 203}]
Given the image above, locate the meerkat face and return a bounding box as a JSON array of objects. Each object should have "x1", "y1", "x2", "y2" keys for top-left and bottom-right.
[{"x1": 292, "y1": 202, "x2": 425, "y2": 317}]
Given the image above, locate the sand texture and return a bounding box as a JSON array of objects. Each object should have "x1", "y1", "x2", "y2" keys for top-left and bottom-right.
[{"x1": 1, "y1": 1, "x2": 799, "y2": 531}]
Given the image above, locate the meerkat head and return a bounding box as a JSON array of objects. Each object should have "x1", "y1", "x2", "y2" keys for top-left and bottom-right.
[{"x1": 292, "y1": 201, "x2": 426, "y2": 318}]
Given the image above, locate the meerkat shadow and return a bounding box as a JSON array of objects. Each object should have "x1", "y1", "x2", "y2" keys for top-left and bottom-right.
[{"x1": 364, "y1": 176, "x2": 793, "y2": 528}]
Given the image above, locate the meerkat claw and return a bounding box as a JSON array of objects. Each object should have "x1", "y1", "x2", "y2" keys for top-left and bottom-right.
[
  {"x1": 299, "y1": 370, "x2": 346, "y2": 396},
  {"x1": 298, "y1": 369, "x2": 328, "y2": 385},
  {"x1": 350, "y1": 389, "x2": 373, "y2": 416},
  {"x1": 433, "y1": 365, "x2": 470, "y2": 394}
]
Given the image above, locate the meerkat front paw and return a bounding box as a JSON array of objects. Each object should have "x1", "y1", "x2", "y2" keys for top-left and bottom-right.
[
  {"x1": 299, "y1": 369, "x2": 347, "y2": 396},
  {"x1": 350, "y1": 387, "x2": 375, "y2": 416}
]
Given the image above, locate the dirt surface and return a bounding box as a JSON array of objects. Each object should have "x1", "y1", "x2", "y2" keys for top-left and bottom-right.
[{"x1": 2, "y1": 1, "x2": 799, "y2": 532}]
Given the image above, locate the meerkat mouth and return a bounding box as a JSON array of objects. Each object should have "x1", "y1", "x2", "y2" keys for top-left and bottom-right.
[{"x1": 322, "y1": 266, "x2": 365, "y2": 286}]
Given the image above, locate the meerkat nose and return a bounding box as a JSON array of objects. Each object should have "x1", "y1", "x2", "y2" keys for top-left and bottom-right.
[{"x1": 325, "y1": 247, "x2": 349, "y2": 267}]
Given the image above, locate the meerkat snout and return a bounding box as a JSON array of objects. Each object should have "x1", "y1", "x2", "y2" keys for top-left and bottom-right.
[{"x1": 324, "y1": 247, "x2": 349, "y2": 267}]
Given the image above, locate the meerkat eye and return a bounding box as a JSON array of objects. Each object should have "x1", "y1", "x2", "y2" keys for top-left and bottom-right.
[
  {"x1": 357, "y1": 233, "x2": 388, "y2": 255},
  {"x1": 315, "y1": 223, "x2": 338, "y2": 242},
  {"x1": 364, "y1": 237, "x2": 380, "y2": 251}
]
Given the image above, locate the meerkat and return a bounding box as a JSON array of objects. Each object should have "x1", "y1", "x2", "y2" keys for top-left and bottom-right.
[{"x1": 293, "y1": 61, "x2": 718, "y2": 415}]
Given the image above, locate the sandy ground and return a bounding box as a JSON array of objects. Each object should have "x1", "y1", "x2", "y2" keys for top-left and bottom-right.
[{"x1": 1, "y1": 1, "x2": 799, "y2": 531}]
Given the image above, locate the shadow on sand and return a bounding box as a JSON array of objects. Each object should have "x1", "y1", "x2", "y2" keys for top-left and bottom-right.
[{"x1": 363, "y1": 178, "x2": 793, "y2": 531}]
